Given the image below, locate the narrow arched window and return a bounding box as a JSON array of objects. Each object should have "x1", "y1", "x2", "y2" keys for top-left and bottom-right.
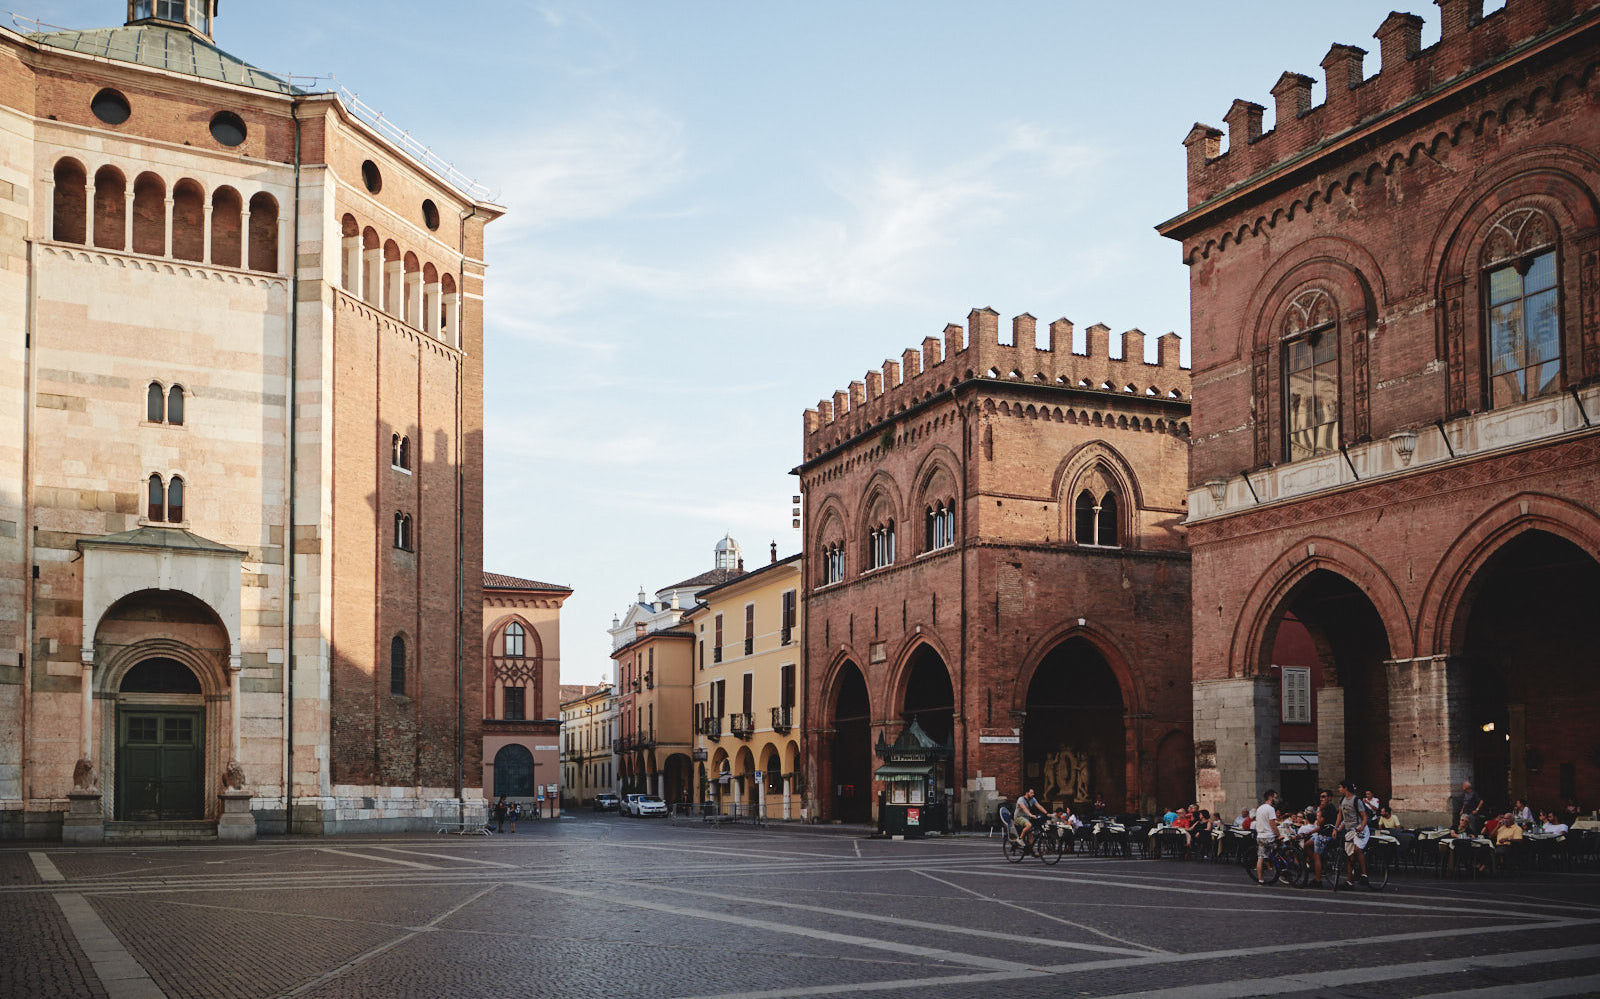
[
  {"x1": 166, "y1": 476, "x2": 185, "y2": 523},
  {"x1": 146, "y1": 382, "x2": 164, "y2": 422},
  {"x1": 147, "y1": 473, "x2": 164, "y2": 521},
  {"x1": 1282, "y1": 289, "x2": 1339, "y2": 461},
  {"x1": 1097, "y1": 492, "x2": 1119, "y2": 547},
  {"x1": 52, "y1": 158, "x2": 88, "y2": 244},
  {"x1": 1483, "y1": 208, "x2": 1560, "y2": 408},
  {"x1": 505, "y1": 622, "x2": 525, "y2": 658},
  {"x1": 210, "y1": 186, "x2": 243, "y2": 268},
  {"x1": 131, "y1": 172, "x2": 165, "y2": 256},
  {"x1": 391, "y1": 433, "x2": 401, "y2": 467},
  {"x1": 171, "y1": 179, "x2": 205, "y2": 262},
  {"x1": 394, "y1": 512, "x2": 412, "y2": 551},
  {"x1": 167, "y1": 385, "x2": 184, "y2": 425},
  {"x1": 93, "y1": 166, "x2": 126, "y2": 250},
  {"x1": 390, "y1": 635, "x2": 406, "y2": 696},
  {"x1": 925, "y1": 506, "x2": 937, "y2": 551},
  {"x1": 247, "y1": 192, "x2": 278, "y2": 272},
  {"x1": 399, "y1": 436, "x2": 410, "y2": 470},
  {"x1": 1075, "y1": 490, "x2": 1096, "y2": 543}
]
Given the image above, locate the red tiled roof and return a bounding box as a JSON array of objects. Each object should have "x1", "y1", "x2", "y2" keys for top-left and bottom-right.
[{"x1": 483, "y1": 571, "x2": 571, "y2": 591}]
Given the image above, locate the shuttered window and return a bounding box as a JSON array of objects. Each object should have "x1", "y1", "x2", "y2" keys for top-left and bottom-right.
[{"x1": 1282, "y1": 667, "x2": 1311, "y2": 725}]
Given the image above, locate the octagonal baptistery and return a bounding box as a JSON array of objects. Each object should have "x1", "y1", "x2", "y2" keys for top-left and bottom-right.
[{"x1": 0, "y1": 2, "x2": 504, "y2": 839}]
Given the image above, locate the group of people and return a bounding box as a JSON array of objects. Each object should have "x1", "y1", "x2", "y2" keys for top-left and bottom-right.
[
  {"x1": 1441, "y1": 780, "x2": 1580, "y2": 873},
  {"x1": 1250, "y1": 780, "x2": 1382, "y2": 887},
  {"x1": 492, "y1": 795, "x2": 524, "y2": 833}
]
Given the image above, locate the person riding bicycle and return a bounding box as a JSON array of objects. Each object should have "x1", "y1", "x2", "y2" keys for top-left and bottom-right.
[
  {"x1": 1335, "y1": 779, "x2": 1370, "y2": 886},
  {"x1": 1012, "y1": 788, "x2": 1046, "y2": 851}
]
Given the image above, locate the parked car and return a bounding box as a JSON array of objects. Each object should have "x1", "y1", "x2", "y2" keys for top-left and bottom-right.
[
  {"x1": 593, "y1": 793, "x2": 620, "y2": 813},
  {"x1": 635, "y1": 795, "x2": 668, "y2": 817},
  {"x1": 621, "y1": 793, "x2": 643, "y2": 817}
]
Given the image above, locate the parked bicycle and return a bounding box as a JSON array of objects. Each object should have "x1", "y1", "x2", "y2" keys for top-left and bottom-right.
[{"x1": 1241, "y1": 833, "x2": 1306, "y2": 886}]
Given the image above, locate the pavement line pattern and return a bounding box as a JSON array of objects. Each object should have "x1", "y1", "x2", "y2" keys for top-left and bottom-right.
[
  {"x1": 913, "y1": 869, "x2": 1168, "y2": 954},
  {"x1": 1410, "y1": 973, "x2": 1600, "y2": 999},
  {"x1": 53, "y1": 892, "x2": 166, "y2": 999},
  {"x1": 275, "y1": 884, "x2": 497, "y2": 998},
  {"x1": 519, "y1": 881, "x2": 1032, "y2": 973},
  {"x1": 316, "y1": 847, "x2": 440, "y2": 869},
  {"x1": 617, "y1": 878, "x2": 1157, "y2": 957},
  {"x1": 372, "y1": 846, "x2": 519, "y2": 867},
  {"x1": 30, "y1": 850, "x2": 64, "y2": 882}
]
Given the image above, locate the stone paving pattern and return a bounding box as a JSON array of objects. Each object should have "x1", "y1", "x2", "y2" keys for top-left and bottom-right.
[{"x1": 2, "y1": 815, "x2": 1598, "y2": 998}]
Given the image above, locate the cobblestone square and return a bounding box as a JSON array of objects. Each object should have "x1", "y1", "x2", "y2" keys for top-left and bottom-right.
[{"x1": 4, "y1": 815, "x2": 1598, "y2": 998}]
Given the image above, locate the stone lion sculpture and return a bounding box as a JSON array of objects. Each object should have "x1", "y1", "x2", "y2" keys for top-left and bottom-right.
[
  {"x1": 72, "y1": 757, "x2": 98, "y2": 791},
  {"x1": 223, "y1": 759, "x2": 247, "y2": 791}
]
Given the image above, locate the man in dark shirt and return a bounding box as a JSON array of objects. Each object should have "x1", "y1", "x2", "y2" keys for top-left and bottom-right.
[
  {"x1": 1459, "y1": 780, "x2": 1484, "y2": 834},
  {"x1": 1336, "y1": 779, "x2": 1369, "y2": 885},
  {"x1": 1308, "y1": 789, "x2": 1337, "y2": 885}
]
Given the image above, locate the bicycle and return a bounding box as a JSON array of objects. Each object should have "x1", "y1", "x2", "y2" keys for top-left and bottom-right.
[
  {"x1": 1241, "y1": 834, "x2": 1305, "y2": 886},
  {"x1": 1002, "y1": 816, "x2": 1066, "y2": 865},
  {"x1": 1327, "y1": 829, "x2": 1391, "y2": 891}
]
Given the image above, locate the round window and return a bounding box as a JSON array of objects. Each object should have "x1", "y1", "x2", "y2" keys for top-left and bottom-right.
[
  {"x1": 362, "y1": 160, "x2": 383, "y2": 194},
  {"x1": 209, "y1": 110, "x2": 246, "y2": 147},
  {"x1": 422, "y1": 199, "x2": 440, "y2": 231},
  {"x1": 91, "y1": 88, "x2": 131, "y2": 125}
]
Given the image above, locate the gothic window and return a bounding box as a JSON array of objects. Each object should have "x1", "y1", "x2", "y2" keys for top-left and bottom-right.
[
  {"x1": 1282, "y1": 289, "x2": 1339, "y2": 461},
  {"x1": 504, "y1": 685, "x2": 526, "y2": 721},
  {"x1": 868, "y1": 520, "x2": 896, "y2": 569},
  {"x1": 390, "y1": 635, "x2": 406, "y2": 696},
  {"x1": 147, "y1": 382, "x2": 164, "y2": 422},
  {"x1": 167, "y1": 385, "x2": 184, "y2": 426},
  {"x1": 1482, "y1": 208, "x2": 1560, "y2": 408},
  {"x1": 504, "y1": 622, "x2": 525, "y2": 658},
  {"x1": 166, "y1": 476, "x2": 184, "y2": 523},
  {"x1": 1073, "y1": 468, "x2": 1121, "y2": 548},
  {"x1": 822, "y1": 543, "x2": 845, "y2": 585},
  {"x1": 147, "y1": 473, "x2": 164, "y2": 521},
  {"x1": 394, "y1": 512, "x2": 413, "y2": 551},
  {"x1": 924, "y1": 502, "x2": 956, "y2": 551}
]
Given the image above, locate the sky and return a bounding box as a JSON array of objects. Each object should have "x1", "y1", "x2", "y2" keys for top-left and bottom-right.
[{"x1": 31, "y1": 1, "x2": 1474, "y2": 684}]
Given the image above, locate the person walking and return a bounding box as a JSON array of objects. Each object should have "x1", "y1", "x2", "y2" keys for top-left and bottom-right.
[
  {"x1": 493, "y1": 795, "x2": 508, "y2": 834},
  {"x1": 1254, "y1": 789, "x2": 1278, "y2": 885},
  {"x1": 1336, "y1": 779, "x2": 1370, "y2": 886}
]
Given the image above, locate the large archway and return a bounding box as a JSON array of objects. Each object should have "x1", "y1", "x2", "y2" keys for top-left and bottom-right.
[
  {"x1": 493, "y1": 744, "x2": 535, "y2": 798},
  {"x1": 1456, "y1": 531, "x2": 1600, "y2": 810},
  {"x1": 1024, "y1": 637, "x2": 1124, "y2": 812},
  {"x1": 829, "y1": 661, "x2": 872, "y2": 823},
  {"x1": 1262, "y1": 569, "x2": 1393, "y2": 804},
  {"x1": 663, "y1": 753, "x2": 693, "y2": 807},
  {"x1": 900, "y1": 645, "x2": 955, "y2": 791}
]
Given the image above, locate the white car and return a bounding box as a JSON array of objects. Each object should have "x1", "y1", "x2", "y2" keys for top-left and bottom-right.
[
  {"x1": 635, "y1": 795, "x2": 668, "y2": 817},
  {"x1": 621, "y1": 793, "x2": 643, "y2": 817}
]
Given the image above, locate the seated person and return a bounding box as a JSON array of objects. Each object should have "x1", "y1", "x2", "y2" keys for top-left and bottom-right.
[
  {"x1": 1541, "y1": 812, "x2": 1569, "y2": 836},
  {"x1": 1377, "y1": 805, "x2": 1401, "y2": 830},
  {"x1": 1512, "y1": 800, "x2": 1534, "y2": 825},
  {"x1": 1051, "y1": 808, "x2": 1078, "y2": 852},
  {"x1": 1236, "y1": 808, "x2": 1253, "y2": 830},
  {"x1": 1482, "y1": 813, "x2": 1502, "y2": 839},
  {"x1": 1493, "y1": 812, "x2": 1523, "y2": 867},
  {"x1": 1162, "y1": 808, "x2": 1179, "y2": 826},
  {"x1": 1012, "y1": 788, "x2": 1044, "y2": 848}
]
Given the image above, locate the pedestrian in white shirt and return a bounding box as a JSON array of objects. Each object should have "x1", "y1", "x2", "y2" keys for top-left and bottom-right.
[{"x1": 1254, "y1": 789, "x2": 1279, "y2": 886}]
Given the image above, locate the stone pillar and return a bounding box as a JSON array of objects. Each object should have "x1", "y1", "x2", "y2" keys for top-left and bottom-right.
[
  {"x1": 162, "y1": 196, "x2": 174, "y2": 257},
  {"x1": 1316, "y1": 686, "x2": 1346, "y2": 788},
  {"x1": 1192, "y1": 675, "x2": 1278, "y2": 819},
  {"x1": 404, "y1": 270, "x2": 423, "y2": 328},
  {"x1": 229, "y1": 652, "x2": 243, "y2": 761},
  {"x1": 64, "y1": 647, "x2": 104, "y2": 844},
  {"x1": 783, "y1": 775, "x2": 793, "y2": 821},
  {"x1": 384, "y1": 259, "x2": 403, "y2": 315},
  {"x1": 442, "y1": 292, "x2": 460, "y2": 346},
  {"x1": 240, "y1": 209, "x2": 252, "y2": 271},
  {"x1": 732, "y1": 776, "x2": 742, "y2": 816},
  {"x1": 339, "y1": 237, "x2": 359, "y2": 291},
  {"x1": 363, "y1": 248, "x2": 382, "y2": 304},
  {"x1": 79, "y1": 650, "x2": 94, "y2": 761},
  {"x1": 84, "y1": 180, "x2": 94, "y2": 247},
  {"x1": 1386, "y1": 655, "x2": 1472, "y2": 827},
  {"x1": 123, "y1": 189, "x2": 134, "y2": 251},
  {"x1": 201, "y1": 203, "x2": 212, "y2": 264},
  {"x1": 422, "y1": 282, "x2": 441, "y2": 335}
]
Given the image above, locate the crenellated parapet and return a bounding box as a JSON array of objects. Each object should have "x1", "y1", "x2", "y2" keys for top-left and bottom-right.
[
  {"x1": 802, "y1": 307, "x2": 1189, "y2": 460},
  {"x1": 1180, "y1": 0, "x2": 1600, "y2": 209}
]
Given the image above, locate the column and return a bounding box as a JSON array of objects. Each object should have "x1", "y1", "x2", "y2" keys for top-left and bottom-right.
[
  {"x1": 422, "y1": 282, "x2": 441, "y2": 334},
  {"x1": 384, "y1": 259, "x2": 403, "y2": 315},
  {"x1": 442, "y1": 292, "x2": 460, "y2": 347},
  {"x1": 79, "y1": 648, "x2": 94, "y2": 762},
  {"x1": 229, "y1": 652, "x2": 243, "y2": 762},
  {"x1": 1316, "y1": 686, "x2": 1346, "y2": 789},
  {"x1": 279, "y1": 214, "x2": 292, "y2": 275},
  {"x1": 404, "y1": 270, "x2": 423, "y2": 328},
  {"x1": 201, "y1": 203, "x2": 213, "y2": 264},
  {"x1": 123, "y1": 189, "x2": 134, "y2": 251},
  {"x1": 1386, "y1": 655, "x2": 1472, "y2": 827},
  {"x1": 342, "y1": 237, "x2": 361, "y2": 291},
  {"x1": 63, "y1": 647, "x2": 105, "y2": 844},
  {"x1": 363, "y1": 248, "x2": 382, "y2": 304},
  {"x1": 732, "y1": 776, "x2": 742, "y2": 816},
  {"x1": 84, "y1": 175, "x2": 94, "y2": 246},
  {"x1": 240, "y1": 209, "x2": 252, "y2": 272},
  {"x1": 783, "y1": 775, "x2": 792, "y2": 820},
  {"x1": 162, "y1": 196, "x2": 174, "y2": 257},
  {"x1": 1192, "y1": 675, "x2": 1279, "y2": 819}
]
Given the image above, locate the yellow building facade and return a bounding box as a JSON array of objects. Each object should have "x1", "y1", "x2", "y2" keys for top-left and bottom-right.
[
  {"x1": 688, "y1": 553, "x2": 803, "y2": 819},
  {"x1": 560, "y1": 684, "x2": 614, "y2": 807}
]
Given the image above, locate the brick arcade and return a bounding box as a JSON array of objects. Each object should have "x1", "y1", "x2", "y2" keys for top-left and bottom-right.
[{"x1": 797, "y1": 308, "x2": 1194, "y2": 824}]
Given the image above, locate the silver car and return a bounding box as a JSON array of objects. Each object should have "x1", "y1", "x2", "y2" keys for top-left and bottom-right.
[{"x1": 636, "y1": 795, "x2": 668, "y2": 817}]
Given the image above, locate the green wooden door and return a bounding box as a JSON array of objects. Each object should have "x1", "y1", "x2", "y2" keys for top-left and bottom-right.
[{"x1": 118, "y1": 710, "x2": 203, "y2": 820}]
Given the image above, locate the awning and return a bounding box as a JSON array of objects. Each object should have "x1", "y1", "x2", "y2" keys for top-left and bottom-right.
[
  {"x1": 1279, "y1": 752, "x2": 1318, "y2": 770},
  {"x1": 874, "y1": 763, "x2": 934, "y2": 781}
]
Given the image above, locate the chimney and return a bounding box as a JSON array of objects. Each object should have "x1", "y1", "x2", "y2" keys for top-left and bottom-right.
[
  {"x1": 922, "y1": 335, "x2": 942, "y2": 371},
  {"x1": 1183, "y1": 122, "x2": 1223, "y2": 174},
  {"x1": 848, "y1": 380, "x2": 865, "y2": 408},
  {"x1": 1085, "y1": 323, "x2": 1110, "y2": 359},
  {"x1": 1375, "y1": 11, "x2": 1424, "y2": 72},
  {"x1": 1271, "y1": 72, "x2": 1315, "y2": 123},
  {"x1": 1321, "y1": 43, "x2": 1368, "y2": 96},
  {"x1": 1013, "y1": 312, "x2": 1038, "y2": 350},
  {"x1": 770, "y1": 541, "x2": 777, "y2": 564},
  {"x1": 969, "y1": 307, "x2": 999, "y2": 347},
  {"x1": 832, "y1": 389, "x2": 848, "y2": 417},
  {"x1": 883, "y1": 358, "x2": 900, "y2": 391},
  {"x1": 1157, "y1": 332, "x2": 1183, "y2": 369},
  {"x1": 1122, "y1": 328, "x2": 1147, "y2": 365},
  {"x1": 943, "y1": 322, "x2": 965, "y2": 356},
  {"x1": 1223, "y1": 99, "x2": 1264, "y2": 149},
  {"x1": 1435, "y1": 0, "x2": 1483, "y2": 40},
  {"x1": 902, "y1": 347, "x2": 921, "y2": 380},
  {"x1": 818, "y1": 398, "x2": 834, "y2": 423},
  {"x1": 865, "y1": 369, "x2": 883, "y2": 399},
  {"x1": 737, "y1": 557, "x2": 744, "y2": 572}
]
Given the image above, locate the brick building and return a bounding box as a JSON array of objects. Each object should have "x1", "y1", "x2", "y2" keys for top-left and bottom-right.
[
  {"x1": 482, "y1": 573, "x2": 571, "y2": 808},
  {"x1": 0, "y1": 3, "x2": 501, "y2": 838},
  {"x1": 1159, "y1": 0, "x2": 1600, "y2": 824},
  {"x1": 797, "y1": 308, "x2": 1193, "y2": 825}
]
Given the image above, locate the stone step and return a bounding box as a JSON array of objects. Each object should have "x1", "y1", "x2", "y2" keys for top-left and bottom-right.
[{"x1": 104, "y1": 820, "x2": 218, "y2": 843}]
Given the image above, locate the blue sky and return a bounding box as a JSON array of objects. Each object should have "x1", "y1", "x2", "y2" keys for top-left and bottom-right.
[{"x1": 34, "y1": 2, "x2": 1473, "y2": 683}]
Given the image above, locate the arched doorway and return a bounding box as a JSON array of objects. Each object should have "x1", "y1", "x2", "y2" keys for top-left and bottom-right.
[
  {"x1": 1262, "y1": 570, "x2": 1393, "y2": 805},
  {"x1": 1024, "y1": 637, "x2": 1124, "y2": 812},
  {"x1": 493, "y1": 744, "x2": 535, "y2": 798},
  {"x1": 116, "y1": 658, "x2": 204, "y2": 821},
  {"x1": 1457, "y1": 531, "x2": 1600, "y2": 809},
  {"x1": 830, "y1": 661, "x2": 872, "y2": 823},
  {"x1": 663, "y1": 753, "x2": 693, "y2": 807},
  {"x1": 901, "y1": 645, "x2": 955, "y2": 793}
]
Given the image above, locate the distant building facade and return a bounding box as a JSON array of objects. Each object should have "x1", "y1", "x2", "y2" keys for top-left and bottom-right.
[
  {"x1": 1159, "y1": 0, "x2": 1600, "y2": 823},
  {"x1": 798, "y1": 309, "x2": 1193, "y2": 825},
  {"x1": 1, "y1": 3, "x2": 500, "y2": 839},
  {"x1": 560, "y1": 683, "x2": 614, "y2": 807},
  {"x1": 687, "y1": 549, "x2": 803, "y2": 819},
  {"x1": 482, "y1": 573, "x2": 570, "y2": 807}
]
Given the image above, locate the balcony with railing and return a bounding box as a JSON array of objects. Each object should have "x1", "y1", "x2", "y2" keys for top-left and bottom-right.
[
  {"x1": 730, "y1": 712, "x2": 755, "y2": 739},
  {"x1": 743, "y1": 636, "x2": 754, "y2": 656},
  {"x1": 771, "y1": 705, "x2": 793, "y2": 734},
  {"x1": 700, "y1": 716, "x2": 722, "y2": 741}
]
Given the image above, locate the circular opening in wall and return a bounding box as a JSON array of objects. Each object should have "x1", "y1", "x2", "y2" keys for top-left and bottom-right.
[
  {"x1": 208, "y1": 110, "x2": 246, "y2": 147},
  {"x1": 362, "y1": 160, "x2": 383, "y2": 194},
  {"x1": 422, "y1": 198, "x2": 440, "y2": 231},
  {"x1": 90, "y1": 88, "x2": 131, "y2": 125}
]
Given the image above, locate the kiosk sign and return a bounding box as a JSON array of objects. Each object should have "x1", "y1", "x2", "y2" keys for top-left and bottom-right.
[{"x1": 906, "y1": 808, "x2": 920, "y2": 826}]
